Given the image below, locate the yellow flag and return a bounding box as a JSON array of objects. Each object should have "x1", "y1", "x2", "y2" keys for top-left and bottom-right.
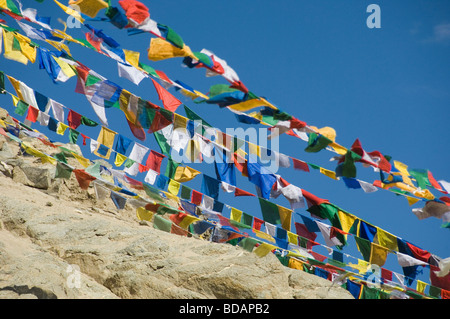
[
  {"x1": 11, "y1": 95, "x2": 20, "y2": 107},
  {"x1": 147, "y1": 37, "x2": 195, "y2": 61},
  {"x1": 41, "y1": 155, "x2": 57, "y2": 165},
  {"x1": 136, "y1": 207, "x2": 154, "y2": 222},
  {"x1": 2, "y1": 31, "x2": 29, "y2": 64},
  {"x1": 330, "y1": 142, "x2": 347, "y2": 155},
  {"x1": 337, "y1": 210, "x2": 357, "y2": 236},
  {"x1": 310, "y1": 126, "x2": 337, "y2": 143},
  {"x1": 375, "y1": 227, "x2": 398, "y2": 252},
  {"x1": 227, "y1": 98, "x2": 273, "y2": 112},
  {"x1": 123, "y1": 49, "x2": 141, "y2": 68},
  {"x1": 179, "y1": 214, "x2": 200, "y2": 229},
  {"x1": 185, "y1": 139, "x2": 201, "y2": 162},
  {"x1": 370, "y1": 242, "x2": 390, "y2": 267},
  {"x1": 406, "y1": 196, "x2": 420, "y2": 206},
  {"x1": 93, "y1": 126, "x2": 116, "y2": 159},
  {"x1": 53, "y1": 0, "x2": 85, "y2": 23},
  {"x1": 114, "y1": 153, "x2": 127, "y2": 167},
  {"x1": 167, "y1": 179, "x2": 180, "y2": 196},
  {"x1": 72, "y1": 152, "x2": 91, "y2": 168},
  {"x1": 56, "y1": 122, "x2": 69, "y2": 135},
  {"x1": 173, "y1": 166, "x2": 201, "y2": 183},
  {"x1": 319, "y1": 167, "x2": 338, "y2": 180},
  {"x1": 68, "y1": 0, "x2": 108, "y2": 18},
  {"x1": 230, "y1": 207, "x2": 243, "y2": 222},
  {"x1": 14, "y1": 33, "x2": 36, "y2": 63},
  {"x1": 287, "y1": 231, "x2": 298, "y2": 245},
  {"x1": 253, "y1": 243, "x2": 277, "y2": 257},
  {"x1": 193, "y1": 90, "x2": 209, "y2": 100},
  {"x1": 6, "y1": 76, "x2": 23, "y2": 101},
  {"x1": 348, "y1": 259, "x2": 370, "y2": 274},
  {"x1": 416, "y1": 280, "x2": 427, "y2": 294},
  {"x1": 173, "y1": 113, "x2": 188, "y2": 129},
  {"x1": 278, "y1": 206, "x2": 292, "y2": 231},
  {"x1": 288, "y1": 258, "x2": 304, "y2": 270},
  {"x1": 53, "y1": 57, "x2": 76, "y2": 78},
  {"x1": 393, "y1": 160, "x2": 415, "y2": 187},
  {"x1": 413, "y1": 188, "x2": 435, "y2": 200},
  {"x1": 248, "y1": 142, "x2": 261, "y2": 157},
  {"x1": 254, "y1": 229, "x2": 275, "y2": 243}
]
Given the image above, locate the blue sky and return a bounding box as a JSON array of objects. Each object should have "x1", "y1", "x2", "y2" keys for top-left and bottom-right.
[{"x1": 1, "y1": 0, "x2": 449, "y2": 288}]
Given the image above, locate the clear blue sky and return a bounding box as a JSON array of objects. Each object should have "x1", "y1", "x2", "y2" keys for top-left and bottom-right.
[{"x1": 1, "y1": 0, "x2": 449, "y2": 288}]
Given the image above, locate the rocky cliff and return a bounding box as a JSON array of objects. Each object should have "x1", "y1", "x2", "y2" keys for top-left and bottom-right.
[{"x1": 0, "y1": 109, "x2": 353, "y2": 300}]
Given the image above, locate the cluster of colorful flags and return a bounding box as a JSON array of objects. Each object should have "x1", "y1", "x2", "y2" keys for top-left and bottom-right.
[{"x1": 0, "y1": 0, "x2": 449, "y2": 299}]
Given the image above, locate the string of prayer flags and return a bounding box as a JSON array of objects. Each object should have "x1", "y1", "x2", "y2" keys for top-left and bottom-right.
[{"x1": 4, "y1": 113, "x2": 450, "y2": 298}]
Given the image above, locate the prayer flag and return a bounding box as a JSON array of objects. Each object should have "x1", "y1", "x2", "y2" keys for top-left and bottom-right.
[
  {"x1": 173, "y1": 165, "x2": 201, "y2": 183},
  {"x1": 147, "y1": 37, "x2": 194, "y2": 61},
  {"x1": 73, "y1": 169, "x2": 96, "y2": 190},
  {"x1": 93, "y1": 126, "x2": 116, "y2": 159},
  {"x1": 246, "y1": 161, "x2": 277, "y2": 199},
  {"x1": 151, "y1": 78, "x2": 181, "y2": 112},
  {"x1": 201, "y1": 175, "x2": 220, "y2": 200},
  {"x1": 68, "y1": 0, "x2": 108, "y2": 18},
  {"x1": 118, "y1": 0, "x2": 149, "y2": 25}
]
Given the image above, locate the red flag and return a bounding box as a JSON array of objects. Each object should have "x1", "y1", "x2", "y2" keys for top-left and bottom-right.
[
  {"x1": 118, "y1": 0, "x2": 150, "y2": 25},
  {"x1": 143, "y1": 150, "x2": 165, "y2": 173},
  {"x1": 292, "y1": 158, "x2": 310, "y2": 172},
  {"x1": 148, "y1": 110, "x2": 172, "y2": 133},
  {"x1": 126, "y1": 118, "x2": 146, "y2": 141},
  {"x1": 294, "y1": 222, "x2": 317, "y2": 242},
  {"x1": 25, "y1": 106, "x2": 39, "y2": 123},
  {"x1": 86, "y1": 32, "x2": 103, "y2": 52},
  {"x1": 67, "y1": 109, "x2": 82, "y2": 129},
  {"x1": 151, "y1": 78, "x2": 181, "y2": 112},
  {"x1": 301, "y1": 189, "x2": 329, "y2": 207},
  {"x1": 73, "y1": 169, "x2": 96, "y2": 190},
  {"x1": 428, "y1": 171, "x2": 444, "y2": 192},
  {"x1": 234, "y1": 187, "x2": 255, "y2": 197},
  {"x1": 290, "y1": 117, "x2": 307, "y2": 129},
  {"x1": 191, "y1": 190, "x2": 202, "y2": 205},
  {"x1": 145, "y1": 202, "x2": 161, "y2": 212},
  {"x1": 406, "y1": 242, "x2": 431, "y2": 263},
  {"x1": 80, "y1": 133, "x2": 89, "y2": 146},
  {"x1": 253, "y1": 217, "x2": 264, "y2": 231}
]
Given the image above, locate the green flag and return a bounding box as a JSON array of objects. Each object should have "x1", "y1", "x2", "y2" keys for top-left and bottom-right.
[
  {"x1": 305, "y1": 133, "x2": 332, "y2": 153},
  {"x1": 15, "y1": 100, "x2": 29, "y2": 116},
  {"x1": 153, "y1": 214, "x2": 173, "y2": 233},
  {"x1": 54, "y1": 162, "x2": 73, "y2": 179},
  {"x1": 165, "y1": 158, "x2": 180, "y2": 179},
  {"x1": 154, "y1": 131, "x2": 171, "y2": 156},
  {"x1": 69, "y1": 129, "x2": 79, "y2": 144},
  {"x1": 336, "y1": 151, "x2": 362, "y2": 178}
]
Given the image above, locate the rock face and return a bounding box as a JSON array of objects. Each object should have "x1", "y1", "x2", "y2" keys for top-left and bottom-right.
[{"x1": 0, "y1": 122, "x2": 353, "y2": 300}]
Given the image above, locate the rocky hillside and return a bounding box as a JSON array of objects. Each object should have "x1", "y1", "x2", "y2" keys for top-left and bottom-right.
[{"x1": 0, "y1": 108, "x2": 353, "y2": 299}]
